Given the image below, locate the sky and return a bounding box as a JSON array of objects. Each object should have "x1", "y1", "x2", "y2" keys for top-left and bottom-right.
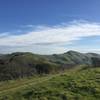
[{"x1": 0, "y1": 0, "x2": 100, "y2": 54}]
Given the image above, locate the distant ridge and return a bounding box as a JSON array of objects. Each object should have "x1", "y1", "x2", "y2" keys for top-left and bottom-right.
[{"x1": 0, "y1": 50, "x2": 100, "y2": 81}]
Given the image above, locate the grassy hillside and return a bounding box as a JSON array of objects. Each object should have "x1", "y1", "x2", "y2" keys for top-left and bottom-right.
[
  {"x1": 0, "y1": 51, "x2": 100, "y2": 81},
  {"x1": 0, "y1": 52, "x2": 60, "y2": 81},
  {"x1": 0, "y1": 66, "x2": 100, "y2": 100}
]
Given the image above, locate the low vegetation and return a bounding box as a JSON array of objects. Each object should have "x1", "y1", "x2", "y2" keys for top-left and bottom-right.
[{"x1": 0, "y1": 66, "x2": 100, "y2": 100}]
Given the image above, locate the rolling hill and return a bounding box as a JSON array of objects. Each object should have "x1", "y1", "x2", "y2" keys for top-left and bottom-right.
[{"x1": 0, "y1": 51, "x2": 100, "y2": 81}]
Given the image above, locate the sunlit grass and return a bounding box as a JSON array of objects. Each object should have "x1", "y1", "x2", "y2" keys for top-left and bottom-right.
[{"x1": 0, "y1": 66, "x2": 100, "y2": 100}]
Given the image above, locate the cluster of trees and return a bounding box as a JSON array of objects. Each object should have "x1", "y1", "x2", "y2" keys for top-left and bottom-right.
[{"x1": 91, "y1": 57, "x2": 100, "y2": 67}]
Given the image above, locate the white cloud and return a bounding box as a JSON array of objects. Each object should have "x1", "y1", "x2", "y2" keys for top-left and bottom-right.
[
  {"x1": 0, "y1": 32, "x2": 10, "y2": 38},
  {"x1": 0, "y1": 20, "x2": 100, "y2": 54}
]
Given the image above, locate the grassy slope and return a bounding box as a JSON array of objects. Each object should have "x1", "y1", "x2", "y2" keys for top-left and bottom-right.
[
  {"x1": 0, "y1": 67, "x2": 100, "y2": 100},
  {"x1": 1, "y1": 51, "x2": 100, "y2": 81}
]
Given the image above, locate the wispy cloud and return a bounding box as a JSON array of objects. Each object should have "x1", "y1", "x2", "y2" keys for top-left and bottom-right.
[
  {"x1": 20, "y1": 24, "x2": 35, "y2": 28},
  {"x1": 0, "y1": 32, "x2": 10, "y2": 38},
  {"x1": 0, "y1": 20, "x2": 100, "y2": 54}
]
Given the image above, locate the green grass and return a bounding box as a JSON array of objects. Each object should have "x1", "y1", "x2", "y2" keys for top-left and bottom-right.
[{"x1": 0, "y1": 66, "x2": 100, "y2": 100}]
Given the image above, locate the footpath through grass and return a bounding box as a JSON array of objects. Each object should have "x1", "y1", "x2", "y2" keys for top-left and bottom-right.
[{"x1": 0, "y1": 67, "x2": 100, "y2": 100}]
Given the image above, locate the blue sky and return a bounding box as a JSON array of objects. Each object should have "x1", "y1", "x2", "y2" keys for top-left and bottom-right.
[{"x1": 0, "y1": 0, "x2": 100, "y2": 54}]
